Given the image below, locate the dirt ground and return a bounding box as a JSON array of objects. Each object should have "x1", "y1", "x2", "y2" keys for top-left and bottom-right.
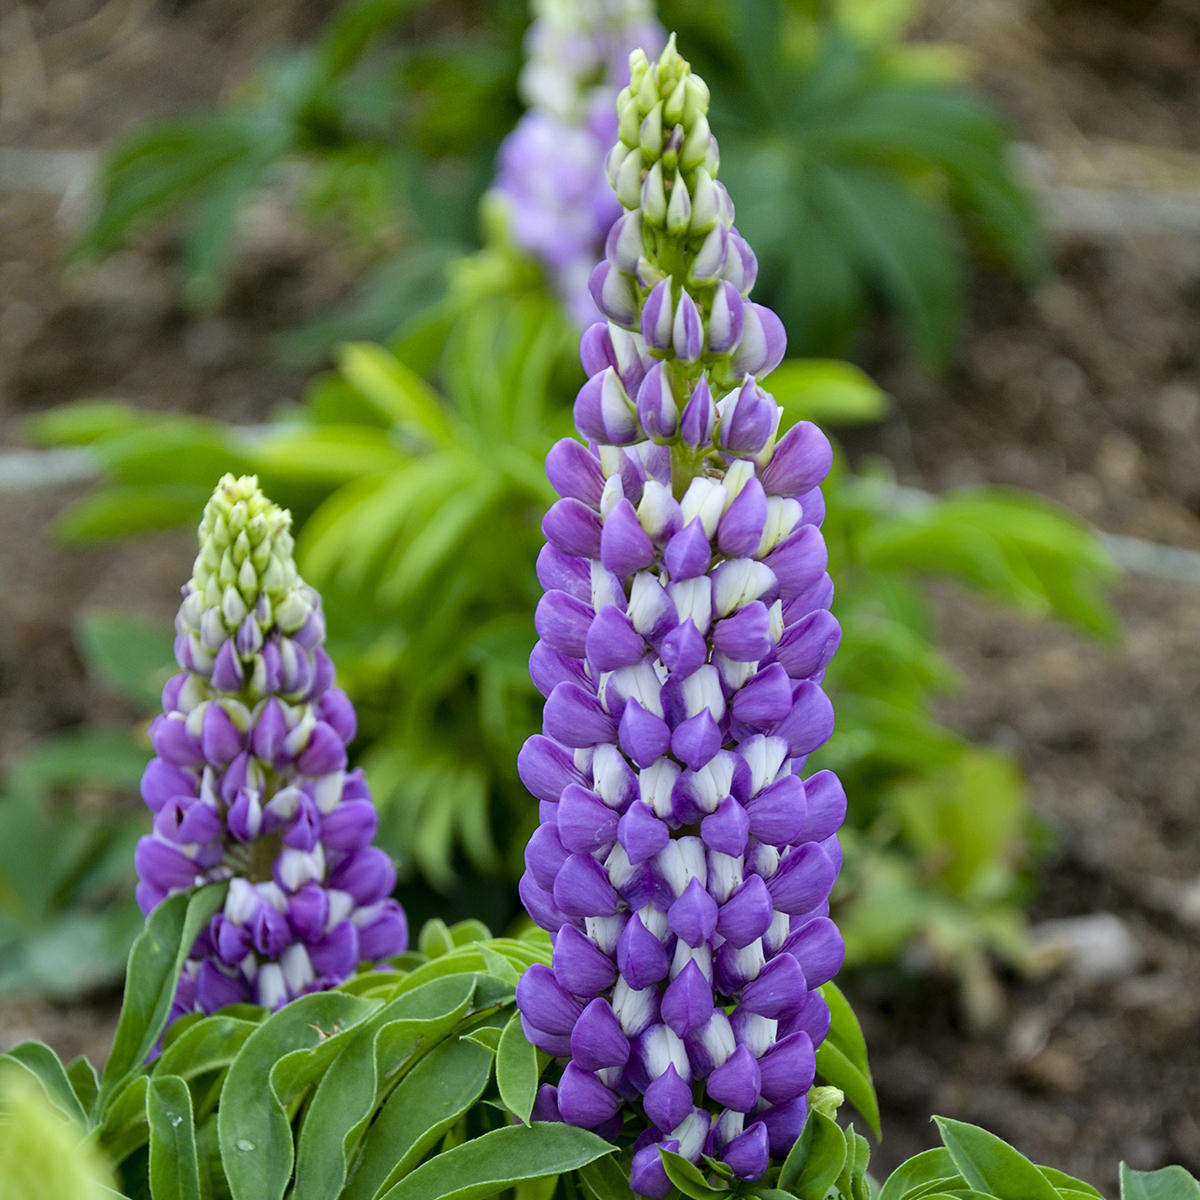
[{"x1": 1, "y1": 1, "x2": 1199, "y2": 1194}]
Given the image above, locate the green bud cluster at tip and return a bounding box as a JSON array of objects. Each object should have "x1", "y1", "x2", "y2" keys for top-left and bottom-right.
[
  {"x1": 191, "y1": 474, "x2": 303, "y2": 637},
  {"x1": 609, "y1": 36, "x2": 716, "y2": 226}
]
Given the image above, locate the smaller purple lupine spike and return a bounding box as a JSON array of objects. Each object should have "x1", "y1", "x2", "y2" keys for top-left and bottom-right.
[{"x1": 137, "y1": 476, "x2": 406, "y2": 1018}]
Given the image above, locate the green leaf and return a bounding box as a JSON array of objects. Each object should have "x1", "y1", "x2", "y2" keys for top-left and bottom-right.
[
  {"x1": 23, "y1": 399, "x2": 145, "y2": 447},
  {"x1": 1038, "y1": 1166, "x2": 1104, "y2": 1198},
  {"x1": 374, "y1": 1122, "x2": 615, "y2": 1200},
  {"x1": 153, "y1": 1014, "x2": 262, "y2": 1082},
  {"x1": 764, "y1": 359, "x2": 888, "y2": 426},
  {"x1": 75, "y1": 610, "x2": 175, "y2": 712},
  {"x1": 218, "y1": 991, "x2": 379, "y2": 1200},
  {"x1": 66, "y1": 1056, "x2": 100, "y2": 1119},
  {"x1": 339, "y1": 342, "x2": 452, "y2": 444},
  {"x1": 146, "y1": 1075, "x2": 201, "y2": 1200},
  {"x1": 934, "y1": 1117, "x2": 1061, "y2": 1200},
  {"x1": 1120, "y1": 1163, "x2": 1200, "y2": 1200},
  {"x1": 99, "y1": 884, "x2": 227, "y2": 1111},
  {"x1": 342, "y1": 1035, "x2": 494, "y2": 1200},
  {"x1": 252, "y1": 425, "x2": 405, "y2": 485},
  {"x1": 495, "y1": 1011, "x2": 539, "y2": 1125},
  {"x1": 878, "y1": 1147, "x2": 959, "y2": 1200},
  {"x1": 579, "y1": 1155, "x2": 636, "y2": 1200},
  {"x1": 659, "y1": 1149, "x2": 730, "y2": 1198},
  {"x1": 0, "y1": 1042, "x2": 88, "y2": 1126},
  {"x1": 779, "y1": 1109, "x2": 848, "y2": 1199},
  {"x1": 816, "y1": 983, "x2": 880, "y2": 1137},
  {"x1": 56, "y1": 484, "x2": 212, "y2": 543}
]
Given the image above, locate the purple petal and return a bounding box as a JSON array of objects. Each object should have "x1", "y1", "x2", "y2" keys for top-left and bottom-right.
[
  {"x1": 326, "y1": 846, "x2": 395, "y2": 904},
  {"x1": 616, "y1": 912, "x2": 670, "y2": 990},
  {"x1": 760, "y1": 1094, "x2": 808, "y2": 1157},
  {"x1": 731, "y1": 664, "x2": 794, "y2": 728},
  {"x1": 530, "y1": 641, "x2": 590, "y2": 699},
  {"x1": 553, "y1": 853, "x2": 620, "y2": 918},
  {"x1": 194, "y1": 961, "x2": 247, "y2": 1014},
  {"x1": 699, "y1": 795, "x2": 750, "y2": 857},
  {"x1": 297, "y1": 722, "x2": 347, "y2": 776},
  {"x1": 308, "y1": 920, "x2": 359, "y2": 980},
  {"x1": 671, "y1": 709, "x2": 722, "y2": 771},
  {"x1": 636, "y1": 362, "x2": 678, "y2": 440},
  {"x1": 679, "y1": 377, "x2": 717, "y2": 448},
  {"x1": 553, "y1": 924, "x2": 618, "y2": 997},
  {"x1": 356, "y1": 898, "x2": 408, "y2": 959},
  {"x1": 706, "y1": 1044, "x2": 761, "y2": 1112},
  {"x1": 712, "y1": 601, "x2": 772, "y2": 662},
  {"x1": 663, "y1": 518, "x2": 712, "y2": 580},
  {"x1": 536, "y1": 544, "x2": 592, "y2": 603},
  {"x1": 287, "y1": 883, "x2": 329, "y2": 942},
  {"x1": 526, "y1": 824, "x2": 570, "y2": 890},
  {"x1": 586, "y1": 605, "x2": 646, "y2": 672},
  {"x1": 784, "y1": 916, "x2": 844, "y2": 989},
  {"x1": 543, "y1": 682, "x2": 616, "y2": 749},
  {"x1": 588, "y1": 261, "x2": 638, "y2": 327},
  {"x1": 761, "y1": 421, "x2": 832, "y2": 497},
  {"x1": 618, "y1": 699, "x2": 671, "y2": 769},
  {"x1": 660, "y1": 959, "x2": 714, "y2": 1036},
  {"x1": 570, "y1": 997, "x2": 631, "y2": 1070},
  {"x1": 557, "y1": 784, "x2": 619, "y2": 855},
  {"x1": 518, "y1": 735, "x2": 587, "y2": 804},
  {"x1": 150, "y1": 715, "x2": 203, "y2": 768},
  {"x1": 776, "y1": 609, "x2": 841, "y2": 679},
  {"x1": 630, "y1": 1142, "x2": 675, "y2": 1200},
  {"x1": 658, "y1": 619, "x2": 708, "y2": 678},
  {"x1": 641, "y1": 279, "x2": 674, "y2": 351},
  {"x1": 716, "y1": 874, "x2": 774, "y2": 948},
  {"x1": 210, "y1": 640, "x2": 244, "y2": 692},
  {"x1": 317, "y1": 688, "x2": 356, "y2": 743},
  {"x1": 723, "y1": 1121, "x2": 770, "y2": 1181},
  {"x1": 767, "y1": 842, "x2": 838, "y2": 917},
  {"x1": 543, "y1": 497, "x2": 603, "y2": 559},
  {"x1": 765, "y1": 525, "x2": 828, "y2": 599},
  {"x1": 718, "y1": 379, "x2": 778, "y2": 457},
  {"x1": 535, "y1": 590, "x2": 595, "y2": 658},
  {"x1": 773, "y1": 681, "x2": 834, "y2": 756},
  {"x1": 601, "y1": 499, "x2": 657, "y2": 576},
  {"x1": 717, "y1": 478, "x2": 768, "y2": 558},
  {"x1": 739, "y1": 952, "x2": 807, "y2": 1019},
  {"x1": 795, "y1": 770, "x2": 846, "y2": 843},
  {"x1": 644, "y1": 1062, "x2": 693, "y2": 1133},
  {"x1": 667, "y1": 877, "x2": 718, "y2": 948},
  {"x1": 140, "y1": 759, "x2": 195, "y2": 814},
  {"x1": 672, "y1": 291, "x2": 704, "y2": 362},
  {"x1": 617, "y1": 801, "x2": 670, "y2": 865},
  {"x1": 758, "y1": 1030, "x2": 816, "y2": 1105},
  {"x1": 516, "y1": 962, "x2": 584, "y2": 1035},
  {"x1": 557, "y1": 1062, "x2": 620, "y2": 1128},
  {"x1": 745, "y1": 774, "x2": 807, "y2": 845},
  {"x1": 731, "y1": 303, "x2": 786, "y2": 377},
  {"x1": 135, "y1": 837, "x2": 199, "y2": 895},
  {"x1": 320, "y1": 798, "x2": 378, "y2": 852}
]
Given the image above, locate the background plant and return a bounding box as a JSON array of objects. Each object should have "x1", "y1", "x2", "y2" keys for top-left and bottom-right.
[{"x1": 74, "y1": 0, "x2": 1039, "y2": 365}]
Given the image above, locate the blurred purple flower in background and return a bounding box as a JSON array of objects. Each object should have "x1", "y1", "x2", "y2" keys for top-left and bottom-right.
[
  {"x1": 135, "y1": 475, "x2": 407, "y2": 1019},
  {"x1": 492, "y1": 0, "x2": 664, "y2": 326},
  {"x1": 515, "y1": 38, "x2": 846, "y2": 1196}
]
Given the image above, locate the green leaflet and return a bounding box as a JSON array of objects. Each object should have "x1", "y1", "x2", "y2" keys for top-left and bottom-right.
[
  {"x1": 1120, "y1": 1163, "x2": 1200, "y2": 1200},
  {"x1": 878, "y1": 1147, "x2": 959, "y2": 1200},
  {"x1": 579, "y1": 1155, "x2": 637, "y2": 1200},
  {"x1": 1039, "y1": 1166, "x2": 1105, "y2": 1199},
  {"x1": 341, "y1": 1034, "x2": 494, "y2": 1200},
  {"x1": 99, "y1": 884, "x2": 227, "y2": 1112},
  {"x1": 933, "y1": 1117, "x2": 1061, "y2": 1200},
  {"x1": 217, "y1": 991, "x2": 379, "y2": 1200},
  {"x1": 495, "y1": 1011, "x2": 539, "y2": 1125},
  {"x1": 779, "y1": 1108, "x2": 847, "y2": 1198},
  {"x1": 815, "y1": 983, "x2": 880, "y2": 1137},
  {"x1": 0, "y1": 1042, "x2": 88, "y2": 1126},
  {"x1": 153, "y1": 1015, "x2": 262, "y2": 1085},
  {"x1": 660, "y1": 1149, "x2": 731, "y2": 1198},
  {"x1": 374, "y1": 1122, "x2": 616, "y2": 1200},
  {"x1": 146, "y1": 1075, "x2": 201, "y2": 1200}
]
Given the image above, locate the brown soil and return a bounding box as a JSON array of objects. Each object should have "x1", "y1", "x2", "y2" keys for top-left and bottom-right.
[{"x1": 2, "y1": 1, "x2": 1199, "y2": 1194}]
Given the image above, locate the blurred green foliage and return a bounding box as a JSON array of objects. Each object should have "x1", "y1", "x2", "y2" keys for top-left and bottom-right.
[
  {"x1": 74, "y1": 0, "x2": 1040, "y2": 365},
  {"x1": 0, "y1": 611, "x2": 174, "y2": 996}
]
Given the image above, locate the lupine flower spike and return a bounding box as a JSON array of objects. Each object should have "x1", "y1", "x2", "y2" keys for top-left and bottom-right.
[
  {"x1": 493, "y1": 0, "x2": 663, "y2": 327},
  {"x1": 516, "y1": 38, "x2": 846, "y2": 1197},
  {"x1": 135, "y1": 475, "x2": 407, "y2": 1020}
]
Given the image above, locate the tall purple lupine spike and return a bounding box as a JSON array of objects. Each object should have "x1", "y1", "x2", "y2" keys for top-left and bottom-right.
[
  {"x1": 515, "y1": 38, "x2": 844, "y2": 1198},
  {"x1": 136, "y1": 475, "x2": 407, "y2": 1020},
  {"x1": 491, "y1": 0, "x2": 664, "y2": 327}
]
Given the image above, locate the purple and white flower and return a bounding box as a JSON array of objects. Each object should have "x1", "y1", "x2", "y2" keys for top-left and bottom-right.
[
  {"x1": 492, "y1": 0, "x2": 664, "y2": 327},
  {"x1": 515, "y1": 39, "x2": 845, "y2": 1196},
  {"x1": 135, "y1": 475, "x2": 407, "y2": 1020}
]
